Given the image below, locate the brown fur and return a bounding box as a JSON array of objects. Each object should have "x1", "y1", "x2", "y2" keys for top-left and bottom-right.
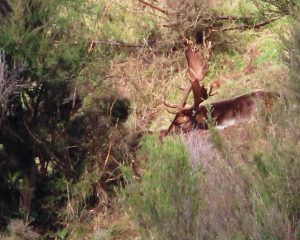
[{"x1": 166, "y1": 90, "x2": 279, "y2": 134}]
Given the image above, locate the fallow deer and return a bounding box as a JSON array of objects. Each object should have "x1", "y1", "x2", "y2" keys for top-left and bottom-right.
[
  {"x1": 164, "y1": 40, "x2": 280, "y2": 135},
  {"x1": 166, "y1": 90, "x2": 279, "y2": 134}
]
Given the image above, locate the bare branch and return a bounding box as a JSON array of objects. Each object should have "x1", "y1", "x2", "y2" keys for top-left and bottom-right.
[
  {"x1": 23, "y1": 120, "x2": 43, "y2": 144},
  {"x1": 0, "y1": 51, "x2": 15, "y2": 119},
  {"x1": 209, "y1": 15, "x2": 252, "y2": 21},
  {"x1": 221, "y1": 16, "x2": 282, "y2": 32},
  {"x1": 137, "y1": 0, "x2": 169, "y2": 15},
  {"x1": 92, "y1": 40, "x2": 142, "y2": 48},
  {"x1": 0, "y1": 51, "x2": 28, "y2": 124}
]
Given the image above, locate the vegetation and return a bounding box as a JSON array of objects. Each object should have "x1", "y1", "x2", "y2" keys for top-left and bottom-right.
[
  {"x1": 122, "y1": 136, "x2": 204, "y2": 240},
  {"x1": 0, "y1": 0, "x2": 132, "y2": 235},
  {"x1": 0, "y1": 0, "x2": 299, "y2": 239}
]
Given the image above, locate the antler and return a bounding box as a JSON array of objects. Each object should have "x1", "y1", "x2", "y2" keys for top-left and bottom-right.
[
  {"x1": 165, "y1": 39, "x2": 211, "y2": 114},
  {"x1": 185, "y1": 39, "x2": 208, "y2": 110}
]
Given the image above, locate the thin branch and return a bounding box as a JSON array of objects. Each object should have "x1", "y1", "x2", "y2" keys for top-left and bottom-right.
[
  {"x1": 92, "y1": 40, "x2": 142, "y2": 48},
  {"x1": 206, "y1": 15, "x2": 253, "y2": 22},
  {"x1": 162, "y1": 14, "x2": 282, "y2": 33},
  {"x1": 137, "y1": 0, "x2": 169, "y2": 15},
  {"x1": 23, "y1": 120, "x2": 42, "y2": 144},
  {"x1": 104, "y1": 122, "x2": 119, "y2": 168},
  {"x1": 221, "y1": 15, "x2": 282, "y2": 32},
  {"x1": 162, "y1": 15, "x2": 253, "y2": 28}
]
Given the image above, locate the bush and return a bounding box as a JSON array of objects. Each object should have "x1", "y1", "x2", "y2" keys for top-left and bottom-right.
[
  {"x1": 122, "y1": 136, "x2": 205, "y2": 240},
  {"x1": 1, "y1": 219, "x2": 40, "y2": 240},
  {"x1": 0, "y1": 0, "x2": 133, "y2": 233}
]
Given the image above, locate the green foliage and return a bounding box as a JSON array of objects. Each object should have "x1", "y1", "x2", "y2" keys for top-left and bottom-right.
[
  {"x1": 0, "y1": 0, "x2": 299, "y2": 238},
  {"x1": 0, "y1": 0, "x2": 94, "y2": 177},
  {"x1": 57, "y1": 228, "x2": 68, "y2": 240},
  {"x1": 285, "y1": 10, "x2": 300, "y2": 102},
  {"x1": 252, "y1": 106, "x2": 300, "y2": 238},
  {"x1": 255, "y1": 38, "x2": 281, "y2": 64},
  {"x1": 251, "y1": 0, "x2": 299, "y2": 15},
  {"x1": 122, "y1": 136, "x2": 204, "y2": 240},
  {"x1": 0, "y1": 0, "x2": 133, "y2": 233}
]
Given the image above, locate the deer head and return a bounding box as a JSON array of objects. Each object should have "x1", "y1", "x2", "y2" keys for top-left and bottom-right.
[{"x1": 164, "y1": 39, "x2": 215, "y2": 135}]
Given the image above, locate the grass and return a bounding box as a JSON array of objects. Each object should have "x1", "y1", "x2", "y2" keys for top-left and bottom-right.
[
  {"x1": 89, "y1": 0, "x2": 289, "y2": 134},
  {"x1": 89, "y1": 0, "x2": 156, "y2": 44},
  {"x1": 220, "y1": 0, "x2": 258, "y2": 16},
  {"x1": 41, "y1": 1, "x2": 298, "y2": 239},
  {"x1": 121, "y1": 136, "x2": 205, "y2": 240}
]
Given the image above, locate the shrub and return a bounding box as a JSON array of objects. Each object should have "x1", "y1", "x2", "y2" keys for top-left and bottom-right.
[
  {"x1": 0, "y1": 219, "x2": 40, "y2": 240},
  {"x1": 121, "y1": 136, "x2": 205, "y2": 240},
  {"x1": 0, "y1": 0, "x2": 133, "y2": 233}
]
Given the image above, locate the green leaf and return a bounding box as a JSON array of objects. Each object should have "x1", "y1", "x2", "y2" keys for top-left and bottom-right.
[{"x1": 57, "y1": 228, "x2": 68, "y2": 240}]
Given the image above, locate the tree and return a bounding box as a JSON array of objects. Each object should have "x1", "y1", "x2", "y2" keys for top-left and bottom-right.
[{"x1": 0, "y1": 0, "x2": 115, "y2": 230}]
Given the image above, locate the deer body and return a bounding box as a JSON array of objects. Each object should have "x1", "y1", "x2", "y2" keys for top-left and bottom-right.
[{"x1": 167, "y1": 90, "x2": 278, "y2": 134}]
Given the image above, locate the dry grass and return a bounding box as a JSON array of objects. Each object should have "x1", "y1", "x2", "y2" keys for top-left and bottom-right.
[
  {"x1": 0, "y1": 220, "x2": 40, "y2": 240},
  {"x1": 101, "y1": 15, "x2": 288, "y2": 135},
  {"x1": 81, "y1": 1, "x2": 294, "y2": 239},
  {"x1": 106, "y1": 48, "x2": 187, "y2": 132},
  {"x1": 63, "y1": 202, "x2": 139, "y2": 240},
  {"x1": 180, "y1": 113, "x2": 293, "y2": 239}
]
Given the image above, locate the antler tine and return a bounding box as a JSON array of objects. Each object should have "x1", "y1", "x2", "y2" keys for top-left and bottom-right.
[
  {"x1": 166, "y1": 108, "x2": 181, "y2": 114},
  {"x1": 164, "y1": 83, "x2": 192, "y2": 112},
  {"x1": 163, "y1": 102, "x2": 181, "y2": 109},
  {"x1": 166, "y1": 105, "x2": 194, "y2": 115},
  {"x1": 185, "y1": 41, "x2": 208, "y2": 109}
]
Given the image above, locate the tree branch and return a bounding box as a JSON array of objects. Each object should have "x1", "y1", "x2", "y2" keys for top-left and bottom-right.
[
  {"x1": 221, "y1": 15, "x2": 282, "y2": 32},
  {"x1": 137, "y1": 0, "x2": 169, "y2": 15},
  {"x1": 23, "y1": 120, "x2": 42, "y2": 144},
  {"x1": 92, "y1": 40, "x2": 142, "y2": 48}
]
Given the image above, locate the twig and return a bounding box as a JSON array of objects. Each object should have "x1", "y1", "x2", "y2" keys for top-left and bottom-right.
[
  {"x1": 88, "y1": 0, "x2": 116, "y2": 53},
  {"x1": 104, "y1": 121, "x2": 119, "y2": 167},
  {"x1": 92, "y1": 40, "x2": 142, "y2": 48},
  {"x1": 138, "y1": 0, "x2": 169, "y2": 15},
  {"x1": 163, "y1": 14, "x2": 281, "y2": 32},
  {"x1": 23, "y1": 120, "x2": 42, "y2": 144},
  {"x1": 221, "y1": 16, "x2": 282, "y2": 32},
  {"x1": 209, "y1": 15, "x2": 252, "y2": 21},
  {"x1": 109, "y1": 98, "x2": 118, "y2": 119},
  {"x1": 104, "y1": 139, "x2": 114, "y2": 167},
  {"x1": 162, "y1": 15, "x2": 252, "y2": 28},
  {"x1": 105, "y1": 173, "x2": 123, "y2": 183}
]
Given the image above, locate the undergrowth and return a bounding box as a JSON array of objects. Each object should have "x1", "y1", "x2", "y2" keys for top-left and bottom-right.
[
  {"x1": 121, "y1": 136, "x2": 204, "y2": 240},
  {"x1": 1, "y1": 0, "x2": 299, "y2": 239},
  {"x1": 120, "y1": 3, "x2": 300, "y2": 239}
]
